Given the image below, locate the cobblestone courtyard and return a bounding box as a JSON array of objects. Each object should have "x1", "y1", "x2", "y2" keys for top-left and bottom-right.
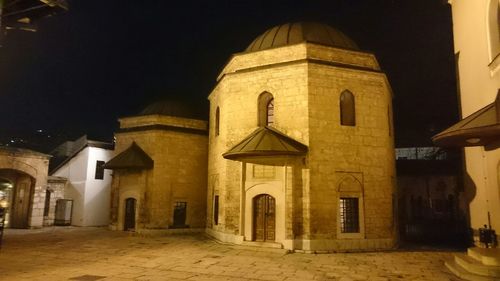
[{"x1": 0, "y1": 227, "x2": 463, "y2": 281}]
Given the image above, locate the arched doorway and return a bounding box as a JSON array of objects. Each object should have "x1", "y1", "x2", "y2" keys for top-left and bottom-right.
[
  {"x1": 124, "y1": 198, "x2": 136, "y2": 231},
  {"x1": 0, "y1": 170, "x2": 35, "y2": 229},
  {"x1": 253, "y1": 194, "x2": 275, "y2": 241}
]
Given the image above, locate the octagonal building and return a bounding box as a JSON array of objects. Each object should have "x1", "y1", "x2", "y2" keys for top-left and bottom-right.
[{"x1": 206, "y1": 22, "x2": 396, "y2": 251}]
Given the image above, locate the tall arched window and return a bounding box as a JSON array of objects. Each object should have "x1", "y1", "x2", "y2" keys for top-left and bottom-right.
[
  {"x1": 215, "y1": 107, "x2": 220, "y2": 136},
  {"x1": 266, "y1": 99, "x2": 274, "y2": 126},
  {"x1": 340, "y1": 90, "x2": 355, "y2": 126},
  {"x1": 488, "y1": 0, "x2": 500, "y2": 62},
  {"x1": 258, "y1": 92, "x2": 274, "y2": 126}
]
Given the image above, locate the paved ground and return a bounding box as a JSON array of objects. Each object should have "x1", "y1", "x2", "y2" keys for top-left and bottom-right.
[{"x1": 0, "y1": 227, "x2": 464, "y2": 281}]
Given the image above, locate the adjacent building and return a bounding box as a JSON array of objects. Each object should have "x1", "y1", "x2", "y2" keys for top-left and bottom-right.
[
  {"x1": 105, "y1": 102, "x2": 208, "y2": 234},
  {"x1": 0, "y1": 147, "x2": 51, "y2": 228},
  {"x1": 50, "y1": 135, "x2": 114, "y2": 226},
  {"x1": 433, "y1": 0, "x2": 500, "y2": 279}
]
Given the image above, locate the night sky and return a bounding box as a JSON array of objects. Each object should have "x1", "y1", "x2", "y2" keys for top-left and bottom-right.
[{"x1": 0, "y1": 0, "x2": 458, "y2": 151}]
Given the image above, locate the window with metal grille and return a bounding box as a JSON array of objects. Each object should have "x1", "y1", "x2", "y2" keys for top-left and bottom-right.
[
  {"x1": 95, "y1": 160, "x2": 105, "y2": 180},
  {"x1": 339, "y1": 197, "x2": 359, "y2": 233},
  {"x1": 253, "y1": 165, "x2": 275, "y2": 178},
  {"x1": 258, "y1": 92, "x2": 274, "y2": 127},
  {"x1": 213, "y1": 195, "x2": 219, "y2": 225}
]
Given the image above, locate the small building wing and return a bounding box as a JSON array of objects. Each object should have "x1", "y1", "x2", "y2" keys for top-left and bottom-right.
[
  {"x1": 222, "y1": 126, "x2": 308, "y2": 160},
  {"x1": 432, "y1": 90, "x2": 500, "y2": 147},
  {"x1": 104, "y1": 142, "x2": 153, "y2": 170}
]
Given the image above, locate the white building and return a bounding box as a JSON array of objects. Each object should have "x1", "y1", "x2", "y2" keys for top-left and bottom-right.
[
  {"x1": 433, "y1": 0, "x2": 500, "y2": 279},
  {"x1": 50, "y1": 135, "x2": 114, "y2": 226}
]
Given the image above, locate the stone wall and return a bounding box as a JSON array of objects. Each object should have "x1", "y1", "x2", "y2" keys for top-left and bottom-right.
[
  {"x1": 110, "y1": 115, "x2": 208, "y2": 231},
  {"x1": 44, "y1": 176, "x2": 67, "y2": 226}
]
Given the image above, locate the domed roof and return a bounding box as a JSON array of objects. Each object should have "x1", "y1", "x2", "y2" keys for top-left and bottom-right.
[
  {"x1": 246, "y1": 22, "x2": 359, "y2": 52},
  {"x1": 139, "y1": 100, "x2": 203, "y2": 119}
]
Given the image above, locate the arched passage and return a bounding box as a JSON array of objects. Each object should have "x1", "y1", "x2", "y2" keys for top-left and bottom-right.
[{"x1": 0, "y1": 169, "x2": 35, "y2": 228}]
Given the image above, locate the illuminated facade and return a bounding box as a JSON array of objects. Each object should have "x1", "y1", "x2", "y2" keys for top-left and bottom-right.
[
  {"x1": 434, "y1": 0, "x2": 500, "y2": 245},
  {"x1": 433, "y1": 0, "x2": 500, "y2": 279},
  {"x1": 206, "y1": 22, "x2": 397, "y2": 252},
  {"x1": 105, "y1": 102, "x2": 208, "y2": 234}
]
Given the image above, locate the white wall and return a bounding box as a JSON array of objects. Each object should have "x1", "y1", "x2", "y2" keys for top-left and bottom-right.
[
  {"x1": 83, "y1": 147, "x2": 113, "y2": 226},
  {"x1": 52, "y1": 146, "x2": 113, "y2": 226},
  {"x1": 451, "y1": 0, "x2": 500, "y2": 237}
]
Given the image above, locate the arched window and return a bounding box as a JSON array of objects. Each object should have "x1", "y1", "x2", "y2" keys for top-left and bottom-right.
[
  {"x1": 258, "y1": 92, "x2": 274, "y2": 126},
  {"x1": 266, "y1": 99, "x2": 274, "y2": 126},
  {"x1": 488, "y1": 0, "x2": 500, "y2": 62},
  {"x1": 340, "y1": 90, "x2": 355, "y2": 126},
  {"x1": 215, "y1": 107, "x2": 220, "y2": 136}
]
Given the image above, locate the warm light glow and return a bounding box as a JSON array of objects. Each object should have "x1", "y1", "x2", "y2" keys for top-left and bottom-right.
[
  {"x1": 0, "y1": 200, "x2": 8, "y2": 208},
  {"x1": 466, "y1": 138, "x2": 481, "y2": 144}
]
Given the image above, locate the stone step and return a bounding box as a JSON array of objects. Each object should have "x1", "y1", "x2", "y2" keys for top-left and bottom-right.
[
  {"x1": 469, "y1": 248, "x2": 500, "y2": 266},
  {"x1": 445, "y1": 259, "x2": 500, "y2": 281},
  {"x1": 455, "y1": 253, "x2": 500, "y2": 277},
  {"x1": 240, "y1": 240, "x2": 284, "y2": 249}
]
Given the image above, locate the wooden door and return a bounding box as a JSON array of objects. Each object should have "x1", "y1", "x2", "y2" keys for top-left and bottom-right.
[
  {"x1": 11, "y1": 182, "x2": 32, "y2": 228},
  {"x1": 124, "y1": 198, "x2": 136, "y2": 231},
  {"x1": 253, "y1": 194, "x2": 275, "y2": 241},
  {"x1": 173, "y1": 202, "x2": 187, "y2": 227}
]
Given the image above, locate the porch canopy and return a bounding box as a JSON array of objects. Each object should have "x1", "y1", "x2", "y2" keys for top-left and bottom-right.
[
  {"x1": 104, "y1": 142, "x2": 153, "y2": 169},
  {"x1": 432, "y1": 91, "x2": 500, "y2": 148},
  {"x1": 223, "y1": 126, "x2": 308, "y2": 164}
]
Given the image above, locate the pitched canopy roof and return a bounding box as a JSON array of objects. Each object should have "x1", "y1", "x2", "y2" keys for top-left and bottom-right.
[
  {"x1": 432, "y1": 90, "x2": 500, "y2": 147},
  {"x1": 104, "y1": 142, "x2": 153, "y2": 170},
  {"x1": 245, "y1": 22, "x2": 359, "y2": 53},
  {"x1": 223, "y1": 126, "x2": 308, "y2": 161}
]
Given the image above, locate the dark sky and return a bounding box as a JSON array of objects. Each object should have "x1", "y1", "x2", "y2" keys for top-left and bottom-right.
[{"x1": 0, "y1": 0, "x2": 458, "y2": 150}]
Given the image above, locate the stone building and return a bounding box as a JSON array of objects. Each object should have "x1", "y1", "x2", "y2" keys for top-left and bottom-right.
[
  {"x1": 0, "y1": 147, "x2": 49, "y2": 228},
  {"x1": 105, "y1": 102, "x2": 208, "y2": 234},
  {"x1": 206, "y1": 22, "x2": 397, "y2": 252}
]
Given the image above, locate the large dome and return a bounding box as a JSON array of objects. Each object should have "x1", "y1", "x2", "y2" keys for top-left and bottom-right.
[
  {"x1": 246, "y1": 22, "x2": 359, "y2": 52},
  {"x1": 139, "y1": 100, "x2": 204, "y2": 119}
]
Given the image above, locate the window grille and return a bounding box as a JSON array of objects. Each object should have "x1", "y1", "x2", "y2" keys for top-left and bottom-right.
[
  {"x1": 339, "y1": 197, "x2": 359, "y2": 233},
  {"x1": 253, "y1": 165, "x2": 275, "y2": 178}
]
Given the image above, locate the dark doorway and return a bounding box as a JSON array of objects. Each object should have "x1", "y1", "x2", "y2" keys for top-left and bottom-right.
[
  {"x1": 253, "y1": 194, "x2": 275, "y2": 241},
  {"x1": 10, "y1": 179, "x2": 33, "y2": 228},
  {"x1": 172, "y1": 202, "x2": 187, "y2": 228},
  {"x1": 124, "y1": 198, "x2": 136, "y2": 231}
]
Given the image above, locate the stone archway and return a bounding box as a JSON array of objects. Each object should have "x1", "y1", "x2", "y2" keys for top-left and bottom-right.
[{"x1": 0, "y1": 147, "x2": 50, "y2": 228}]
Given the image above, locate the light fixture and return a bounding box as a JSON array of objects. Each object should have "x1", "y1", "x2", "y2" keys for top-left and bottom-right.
[{"x1": 466, "y1": 138, "x2": 481, "y2": 144}]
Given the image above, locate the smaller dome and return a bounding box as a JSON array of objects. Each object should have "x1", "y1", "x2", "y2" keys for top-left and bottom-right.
[
  {"x1": 246, "y1": 22, "x2": 359, "y2": 52},
  {"x1": 139, "y1": 100, "x2": 203, "y2": 119}
]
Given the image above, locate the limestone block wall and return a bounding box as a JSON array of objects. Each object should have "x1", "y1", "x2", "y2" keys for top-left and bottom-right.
[
  {"x1": 208, "y1": 59, "x2": 310, "y2": 237},
  {"x1": 44, "y1": 176, "x2": 67, "y2": 226},
  {"x1": 111, "y1": 116, "x2": 208, "y2": 231},
  {"x1": 307, "y1": 63, "x2": 396, "y2": 245}
]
